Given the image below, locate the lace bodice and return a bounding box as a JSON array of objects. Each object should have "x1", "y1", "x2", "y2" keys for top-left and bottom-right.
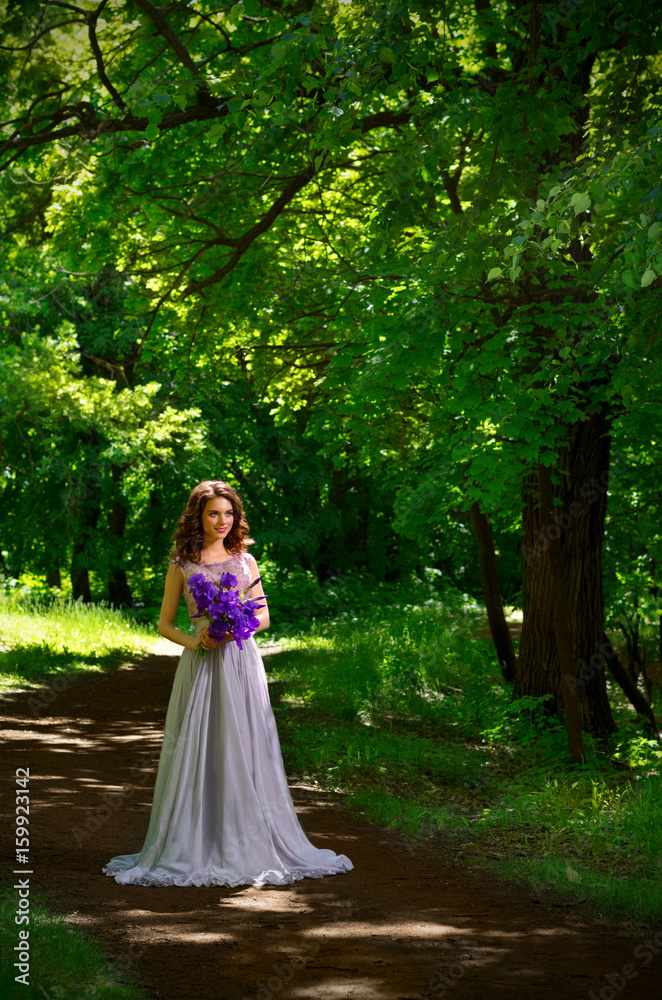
[{"x1": 173, "y1": 552, "x2": 254, "y2": 624}]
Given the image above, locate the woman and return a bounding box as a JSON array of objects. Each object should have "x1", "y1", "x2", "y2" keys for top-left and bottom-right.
[{"x1": 103, "y1": 480, "x2": 353, "y2": 887}]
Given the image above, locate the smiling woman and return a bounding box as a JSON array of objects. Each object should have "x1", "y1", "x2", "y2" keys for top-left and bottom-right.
[
  {"x1": 202, "y1": 495, "x2": 234, "y2": 541},
  {"x1": 173, "y1": 481, "x2": 252, "y2": 568},
  {"x1": 102, "y1": 479, "x2": 353, "y2": 888}
]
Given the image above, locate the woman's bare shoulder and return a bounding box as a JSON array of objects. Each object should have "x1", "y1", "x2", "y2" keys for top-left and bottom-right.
[{"x1": 166, "y1": 559, "x2": 186, "y2": 580}]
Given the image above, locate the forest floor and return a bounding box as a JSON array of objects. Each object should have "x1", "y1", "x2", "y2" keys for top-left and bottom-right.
[{"x1": 2, "y1": 650, "x2": 662, "y2": 1000}]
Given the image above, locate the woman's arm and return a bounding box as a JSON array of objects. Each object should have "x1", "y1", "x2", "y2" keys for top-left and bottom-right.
[
  {"x1": 158, "y1": 563, "x2": 204, "y2": 649},
  {"x1": 248, "y1": 555, "x2": 270, "y2": 635}
]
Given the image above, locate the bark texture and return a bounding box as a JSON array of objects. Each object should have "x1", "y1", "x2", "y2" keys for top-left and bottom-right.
[
  {"x1": 469, "y1": 503, "x2": 518, "y2": 681},
  {"x1": 537, "y1": 464, "x2": 584, "y2": 761},
  {"x1": 108, "y1": 465, "x2": 133, "y2": 608},
  {"x1": 518, "y1": 408, "x2": 616, "y2": 738},
  {"x1": 70, "y1": 472, "x2": 100, "y2": 603}
]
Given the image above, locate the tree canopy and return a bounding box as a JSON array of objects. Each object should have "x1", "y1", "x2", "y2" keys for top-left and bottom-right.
[{"x1": 1, "y1": 0, "x2": 661, "y2": 745}]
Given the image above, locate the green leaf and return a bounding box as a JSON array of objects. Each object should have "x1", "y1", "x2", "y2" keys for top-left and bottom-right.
[
  {"x1": 487, "y1": 267, "x2": 503, "y2": 281},
  {"x1": 144, "y1": 122, "x2": 159, "y2": 141},
  {"x1": 570, "y1": 192, "x2": 591, "y2": 215},
  {"x1": 641, "y1": 268, "x2": 656, "y2": 287},
  {"x1": 207, "y1": 121, "x2": 227, "y2": 141},
  {"x1": 226, "y1": 97, "x2": 244, "y2": 114},
  {"x1": 590, "y1": 181, "x2": 608, "y2": 203},
  {"x1": 379, "y1": 46, "x2": 395, "y2": 63},
  {"x1": 648, "y1": 222, "x2": 662, "y2": 240}
]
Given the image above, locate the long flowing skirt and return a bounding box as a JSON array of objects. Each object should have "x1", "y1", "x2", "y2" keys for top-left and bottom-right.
[{"x1": 102, "y1": 637, "x2": 353, "y2": 887}]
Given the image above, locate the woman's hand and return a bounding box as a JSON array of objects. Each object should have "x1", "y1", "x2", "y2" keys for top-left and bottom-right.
[
  {"x1": 198, "y1": 627, "x2": 234, "y2": 649},
  {"x1": 199, "y1": 626, "x2": 220, "y2": 651}
]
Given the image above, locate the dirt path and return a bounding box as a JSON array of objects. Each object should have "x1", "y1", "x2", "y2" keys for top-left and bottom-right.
[{"x1": 2, "y1": 651, "x2": 662, "y2": 1000}]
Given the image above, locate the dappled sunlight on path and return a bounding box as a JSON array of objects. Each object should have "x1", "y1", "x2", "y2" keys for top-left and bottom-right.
[{"x1": 1, "y1": 654, "x2": 661, "y2": 999}]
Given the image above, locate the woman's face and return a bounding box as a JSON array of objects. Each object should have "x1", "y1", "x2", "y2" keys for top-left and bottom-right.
[{"x1": 201, "y1": 496, "x2": 234, "y2": 546}]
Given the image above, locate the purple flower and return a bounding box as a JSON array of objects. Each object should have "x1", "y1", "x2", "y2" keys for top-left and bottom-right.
[
  {"x1": 187, "y1": 574, "x2": 218, "y2": 612},
  {"x1": 187, "y1": 568, "x2": 266, "y2": 652}
]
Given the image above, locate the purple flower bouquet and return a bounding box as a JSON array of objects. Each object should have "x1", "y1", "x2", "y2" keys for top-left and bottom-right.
[{"x1": 187, "y1": 570, "x2": 266, "y2": 652}]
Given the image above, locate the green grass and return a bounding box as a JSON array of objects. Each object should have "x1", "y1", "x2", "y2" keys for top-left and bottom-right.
[
  {"x1": 2, "y1": 579, "x2": 661, "y2": 936},
  {"x1": 0, "y1": 880, "x2": 147, "y2": 1000},
  {"x1": 0, "y1": 595, "x2": 158, "y2": 997},
  {"x1": 266, "y1": 601, "x2": 662, "y2": 925},
  {"x1": 0, "y1": 593, "x2": 159, "y2": 693}
]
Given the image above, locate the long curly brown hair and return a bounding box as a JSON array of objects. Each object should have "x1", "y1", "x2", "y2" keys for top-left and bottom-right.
[{"x1": 171, "y1": 481, "x2": 253, "y2": 565}]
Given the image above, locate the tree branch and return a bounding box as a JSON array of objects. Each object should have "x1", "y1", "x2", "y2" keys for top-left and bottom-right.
[
  {"x1": 131, "y1": 0, "x2": 202, "y2": 78},
  {"x1": 87, "y1": 1, "x2": 126, "y2": 110},
  {"x1": 0, "y1": 94, "x2": 417, "y2": 172},
  {"x1": 180, "y1": 159, "x2": 321, "y2": 297}
]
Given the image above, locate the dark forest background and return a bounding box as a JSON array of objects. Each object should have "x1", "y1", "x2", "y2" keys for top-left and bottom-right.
[{"x1": 1, "y1": 0, "x2": 661, "y2": 747}]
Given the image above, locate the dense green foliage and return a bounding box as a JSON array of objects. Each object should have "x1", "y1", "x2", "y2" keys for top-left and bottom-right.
[
  {"x1": 0, "y1": 0, "x2": 661, "y2": 736},
  {"x1": 270, "y1": 603, "x2": 662, "y2": 922},
  {"x1": 0, "y1": 590, "x2": 662, "y2": 924},
  {"x1": 3, "y1": 589, "x2": 660, "y2": 924}
]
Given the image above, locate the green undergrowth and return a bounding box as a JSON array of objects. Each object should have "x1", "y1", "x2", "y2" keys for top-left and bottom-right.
[
  {"x1": 0, "y1": 880, "x2": 146, "y2": 1000},
  {"x1": 0, "y1": 593, "x2": 157, "y2": 693},
  {"x1": 2, "y1": 581, "x2": 661, "y2": 926},
  {"x1": 267, "y1": 603, "x2": 662, "y2": 925},
  {"x1": 118, "y1": 560, "x2": 458, "y2": 638}
]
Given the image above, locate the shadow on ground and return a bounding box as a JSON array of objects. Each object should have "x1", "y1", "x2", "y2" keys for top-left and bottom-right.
[{"x1": 1, "y1": 653, "x2": 661, "y2": 1000}]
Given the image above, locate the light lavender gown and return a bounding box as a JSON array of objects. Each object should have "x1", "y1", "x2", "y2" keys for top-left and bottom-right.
[{"x1": 103, "y1": 553, "x2": 353, "y2": 887}]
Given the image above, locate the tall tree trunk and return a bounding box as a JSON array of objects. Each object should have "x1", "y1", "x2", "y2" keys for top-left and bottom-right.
[
  {"x1": 469, "y1": 503, "x2": 518, "y2": 681},
  {"x1": 603, "y1": 635, "x2": 658, "y2": 732},
  {"x1": 149, "y1": 477, "x2": 168, "y2": 559},
  {"x1": 71, "y1": 483, "x2": 100, "y2": 603},
  {"x1": 537, "y1": 464, "x2": 584, "y2": 762},
  {"x1": 108, "y1": 463, "x2": 132, "y2": 608},
  {"x1": 46, "y1": 566, "x2": 61, "y2": 588},
  {"x1": 518, "y1": 408, "x2": 616, "y2": 738},
  {"x1": 71, "y1": 564, "x2": 92, "y2": 603}
]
